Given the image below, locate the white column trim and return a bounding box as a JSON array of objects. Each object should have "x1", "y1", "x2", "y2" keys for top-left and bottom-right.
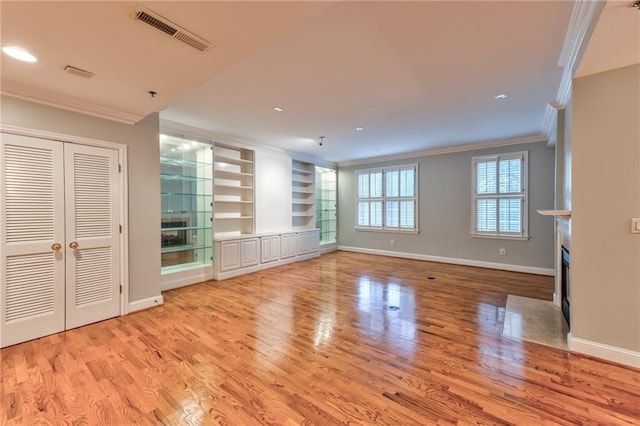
[{"x1": 543, "y1": 0, "x2": 605, "y2": 142}]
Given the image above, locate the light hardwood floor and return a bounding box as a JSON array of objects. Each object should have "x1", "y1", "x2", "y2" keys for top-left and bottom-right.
[{"x1": 2, "y1": 252, "x2": 639, "y2": 425}]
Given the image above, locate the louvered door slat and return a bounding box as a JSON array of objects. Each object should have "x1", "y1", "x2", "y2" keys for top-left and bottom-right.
[
  {"x1": 1, "y1": 134, "x2": 65, "y2": 347},
  {"x1": 65, "y1": 144, "x2": 120, "y2": 329}
]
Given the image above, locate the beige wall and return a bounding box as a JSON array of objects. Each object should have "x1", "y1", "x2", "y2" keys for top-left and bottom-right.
[
  {"x1": 1, "y1": 95, "x2": 161, "y2": 303},
  {"x1": 338, "y1": 141, "x2": 556, "y2": 270},
  {"x1": 571, "y1": 64, "x2": 640, "y2": 352}
]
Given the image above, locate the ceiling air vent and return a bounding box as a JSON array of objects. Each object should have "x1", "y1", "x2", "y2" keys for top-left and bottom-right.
[
  {"x1": 64, "y1": 65, "x2": 94, "y2": 79},
  {"x1": 133, "y1": 6, "x2": 212, "y2": 53}
]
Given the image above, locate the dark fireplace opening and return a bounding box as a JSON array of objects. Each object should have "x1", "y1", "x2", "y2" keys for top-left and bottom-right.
[{"x1": 561, "y1": 246, "x2": 570, "y2": 328}]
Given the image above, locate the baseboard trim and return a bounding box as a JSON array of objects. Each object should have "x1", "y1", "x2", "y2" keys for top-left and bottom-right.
[
  {"x1": 319, "y1": 243, "x2": 338, "y2": 254},
  {"x1": 337, "y1": 246, "x2": 555, "y2": 276},
  {"x1": 568, "y1": 333, "x2": 640, "y2": 369},
  {"x1": 128, "y1": 295, "x2": 164, "y2": 313}
]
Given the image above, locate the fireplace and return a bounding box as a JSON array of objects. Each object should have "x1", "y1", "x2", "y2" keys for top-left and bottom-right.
[{"x1": 561, "y1": 246, "x2": 570, "y2": 327}]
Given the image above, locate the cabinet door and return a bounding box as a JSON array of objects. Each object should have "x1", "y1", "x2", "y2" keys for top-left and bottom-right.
[
  {"x1": 1, "y1": 134, "x2": 66, "y2": 347},
  {"x1": 261, "y1": 237, "x2": 272, "y2": 263},
  {"x1": 64, "y1": 144, "x2": 120, "y2": 330},
  {"x1": 270, "y1": 236, "x2": 281, "y2": 262},
  {"x1": 298, "y1": 231, "x2": 319, "y2": 255},
  {"x1": 241, "y1": 238, "x2": 259, "y2": 267},
  {"x1": 221, "y1": 240, "x2": 241, "y2": 271}
]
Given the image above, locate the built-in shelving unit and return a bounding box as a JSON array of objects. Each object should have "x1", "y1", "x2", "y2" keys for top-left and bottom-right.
[
  {"x1": 292, "y1": 159, "x2": 315, "y2": 229},
  {"x1": 160, "y1": 136, "x2": 213, "y2": 272},
  {"x1": 214, "y1": 144, "x2": 255, "y2": 238}
]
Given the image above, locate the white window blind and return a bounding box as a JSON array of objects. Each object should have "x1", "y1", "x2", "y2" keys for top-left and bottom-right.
[
  {"x1": 356, "y1": 165, "x2": 417, "y2": 232},
  {"x1": 472, "y1": 152, "x2": 527, "y2": 238}
]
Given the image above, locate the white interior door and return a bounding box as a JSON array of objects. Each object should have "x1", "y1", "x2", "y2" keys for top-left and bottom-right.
[
  {"x1": 1, "y1": 134, "x2": 66, "y2": 347},
  {"x1": 64, "y1": 143, "x2": 120, "y2": 329}
]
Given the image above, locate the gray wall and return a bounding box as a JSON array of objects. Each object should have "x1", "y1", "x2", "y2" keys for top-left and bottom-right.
[
  {"x1": 572, "y1": 64, "x2": 640, "y2": 352},
  {"x1": 1, "y1": 95, "x2": 161, "y2": 303},
  {"x1": 338, "y1": 141, "x2": 556, "y2": 270}
]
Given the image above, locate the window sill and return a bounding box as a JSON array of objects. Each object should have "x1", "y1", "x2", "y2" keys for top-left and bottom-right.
[
  {"x1": 471, "y1": 233, "x2": 530, "y2": 241},
  {"x1": 355, "y1": 227, "x2": 419, "y2": 234}
]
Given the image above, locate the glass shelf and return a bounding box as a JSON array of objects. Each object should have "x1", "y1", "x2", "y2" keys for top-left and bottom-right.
[
  {"x1": 160, "y1": 156, "x2": 211, "y2": 169},
  {"x1": 161, "y1": 173, "x2": 212, "y2": 182},
  {"x1": 161, "y1": 192, "x2": 212, "y2": 197},
  {"x1": 161, "y1": 226, "x2": 212, "y2": 232},
  {"x1": 161, "y1": 244, "x2": 213, "y2": 254}
]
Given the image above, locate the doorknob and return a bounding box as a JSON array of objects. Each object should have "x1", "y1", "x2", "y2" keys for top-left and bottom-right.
[
  {"x1": 51, "y1": 243, "x2": 61, "y2": 251},
  {"x1": 69, "y1": 241, "x2": 79, "y2": 249}
]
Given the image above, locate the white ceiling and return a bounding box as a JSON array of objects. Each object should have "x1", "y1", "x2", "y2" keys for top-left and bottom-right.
[{"x1": 1, "y1": 1, "x2": 577, "y2": 163}]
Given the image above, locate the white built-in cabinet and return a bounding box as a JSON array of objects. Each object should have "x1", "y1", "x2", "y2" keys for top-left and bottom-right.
[
  {"x1": 213, "y1": 229, "x2": 319, "y2": 280},
  {"x1": 1, "y1": 133, "x2": 122, "y2": 347},
  {"x1": 261, "y1": 235, "x2": 281, "y2": 263},
  {"x1": 214, "y1": 144, "x2": 255, "y2": 237},
  {"x1": 292, "y1": 159, "x2": 316, "y2": 230}
]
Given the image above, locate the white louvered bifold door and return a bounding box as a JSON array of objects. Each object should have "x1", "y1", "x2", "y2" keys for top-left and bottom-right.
[
  {"x1": 1, "y1": 134, "x2": 66, "y2": 347},
  {"x1": 64, "y1": 144, "x2": 120, "y2": 329}
]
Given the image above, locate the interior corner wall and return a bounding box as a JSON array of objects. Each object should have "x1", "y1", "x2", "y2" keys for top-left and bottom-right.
[
  {"x1": 337, "y1": 141, "x2": 556, "y2": 271},
  {"x1": 571, "y1": 63, "x2": 640, "y2": 354},
  {"x1": 0, "y1": 95, "x2": 161, "y2": 303}
]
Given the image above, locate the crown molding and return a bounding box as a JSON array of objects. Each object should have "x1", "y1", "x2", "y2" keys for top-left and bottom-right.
[
  {"x1": 1, "y1": 81, "x2": 144, "y2": 125},
  {"x1": 161, "y1": 118, "x2": 337, "y2": 167},
  {"x1": 543, "y1": 0, "x2": 605, "y2": 142},
  {"x1": 337, "y1": 134, "x2": 547, "y2": 167}
]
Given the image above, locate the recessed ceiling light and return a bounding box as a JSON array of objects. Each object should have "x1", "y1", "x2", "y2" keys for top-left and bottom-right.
[
  {"x1": 494, "y1": 93, "x2": 508, "y2": 100},
  {"x1": 2, "y1": 46, "x2": 37, "y2": 63},
  {"x1": 273, "y1": 106, "x2": 283, "y2": 112},
  {"x1": 356, "y1": 127, "x2": 364, "y2": 131}
]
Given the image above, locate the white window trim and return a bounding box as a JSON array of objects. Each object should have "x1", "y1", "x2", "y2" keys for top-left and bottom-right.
[
  {"x1": 471, "y1": 151, "x2": 529, "y2": 239},
  {"x1": 355, "y1": 164, "x2": 419, "y2": 233}
]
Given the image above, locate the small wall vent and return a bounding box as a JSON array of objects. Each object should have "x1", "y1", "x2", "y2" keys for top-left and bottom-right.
[
  {"x1": 64, "y1": 65, "x2": 95, "y2": 79},
  {"x1": 133, "y1": 6, "x2": 212, "y2": 53}
]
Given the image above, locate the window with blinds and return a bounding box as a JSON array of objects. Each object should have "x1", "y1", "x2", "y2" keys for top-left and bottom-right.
[
  {"x1": 472, "y1": 152, "x2": 528, "y2": 238},
  {"x1": 356, "y1": 165, "x2": 418, "y2": 232}
]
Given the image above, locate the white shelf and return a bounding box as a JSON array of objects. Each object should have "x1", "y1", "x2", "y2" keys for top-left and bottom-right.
[
  {"x1": 214, "y1": 155, "x2": 253, "y2": 166},
  {"x1": 537, "y1": 210, "x2": 571, "y2": 218},
  {"x1": 292, "y1": 213, "x2": 314, "y2": 217},
  {"x1": 292, "y1": 167, "x2": 314, "y2": 174},
  {"x1": 215, "y1": 215, "x2": 254, "y2": 220},
  {"x1": 215, "y1": 184, "x2": 253, "y2": 190},
  {"x1": 215, "y1": 200, "x2": 253, "y2": 204}
]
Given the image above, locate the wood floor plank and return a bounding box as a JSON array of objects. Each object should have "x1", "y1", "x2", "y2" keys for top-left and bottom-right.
[{"x1": 2, "y1": 252, "x2": 639, "y2": 425}]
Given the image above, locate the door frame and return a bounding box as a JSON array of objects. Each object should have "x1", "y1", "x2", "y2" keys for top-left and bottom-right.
[{"x1": 0, "y1": 124, "x2": 130, "y2": 315}]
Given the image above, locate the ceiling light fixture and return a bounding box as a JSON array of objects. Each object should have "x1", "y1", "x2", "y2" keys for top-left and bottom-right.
[
  {"x1": 273, "y1": 106, "x2": 283, "y2": 112},
  {"x1": 319, "y1": 136, "x2": 325, "y2": 147},
  {"x1": 632, "y1": 0, "x2": 640, "y2": 9},
  {"x1": 356, "y1": 127, "x2": 364, "y2": 131},
  {"x1": 494, "y1": 93, "x2": 508, "y2": 100},
  {"x1": 2, "y1": 46, "x2": 37, "y2": 63}
]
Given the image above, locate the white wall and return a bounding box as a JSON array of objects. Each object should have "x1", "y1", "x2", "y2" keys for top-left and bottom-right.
[
  {"x1": 1, "y1": 95, "x2": 161, "y2": 303},
  {"x1": 571, "y1": 64, "x2": 640, "y2": 361},
  {"x1": 254, "y1": 149, "x2": 293, "y2": 233}
]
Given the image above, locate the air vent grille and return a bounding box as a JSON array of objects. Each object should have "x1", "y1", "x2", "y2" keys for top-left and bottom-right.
[
  {"x1": 134, "y1": 6, "x2": 212, "y2": 53},
  {"x1": 64, "y1": 65, "x2": 95, "y2": 79}
]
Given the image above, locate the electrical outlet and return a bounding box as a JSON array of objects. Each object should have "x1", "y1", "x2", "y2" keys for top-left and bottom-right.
[
  {"x1": 499, "y1": 248, "x2": 506, "y2": 256},
  {"x1": 390, "y1": 239, "x2": 395, "y2": 246}
]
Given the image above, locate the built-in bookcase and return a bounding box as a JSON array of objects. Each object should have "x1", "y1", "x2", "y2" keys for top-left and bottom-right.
[
  {"x1": 214, "y1": 144, "x2": 255, "y2": 237},
  {"x1": 292, "y1": 159, "x2": 315, "y2": 230}
]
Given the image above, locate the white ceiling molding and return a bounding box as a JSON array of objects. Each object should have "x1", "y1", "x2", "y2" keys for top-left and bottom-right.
[
  {"x1": 1, "y1": 81, "x2": 143, "y2": 125},
  {"x1": 337, "y1": 134, "x2": 547, "y2": 168},
  {"x1": 543, "y1": 0, "x2": 605, "y2": 143},
  {"x1": 161, "y1": 119, "x2": 336, "y2": 167}
]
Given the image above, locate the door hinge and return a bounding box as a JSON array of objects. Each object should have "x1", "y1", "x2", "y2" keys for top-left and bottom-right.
[
  {"x1": 118, "y1": 164, "x2": 122, "y2": 173},
  {"x1": 119, "y1": 285, "x2": 123, "y2": 294},
  {"x1": 119, "y1": 224, "x2": 122, "y2": 233}
]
